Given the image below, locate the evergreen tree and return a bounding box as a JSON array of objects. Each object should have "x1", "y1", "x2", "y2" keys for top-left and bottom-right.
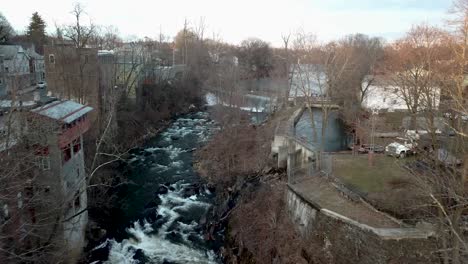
[
  {"x1": 0, "y1": 12, "x2": 14, "y2": 44},
  {"x1": 27, "y1": 12, "x2": 47, "y2": 54}
]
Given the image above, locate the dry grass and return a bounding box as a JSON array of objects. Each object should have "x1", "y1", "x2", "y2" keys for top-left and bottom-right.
[
  {"x1": 332, "y1": 154, "x2": 426, "y2": 219},
  {"x1": 333, "y1": 154, "x2": 411, "y2": 193}
]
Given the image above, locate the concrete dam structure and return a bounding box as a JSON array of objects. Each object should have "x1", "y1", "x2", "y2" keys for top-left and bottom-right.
[{"x1": 272, "y1": 105, "x2": 438, "y2": 264}]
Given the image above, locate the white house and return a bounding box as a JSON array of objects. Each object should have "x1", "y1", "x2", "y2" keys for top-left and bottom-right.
[
  {"x1": 0, "y1": 45, "x2": 30, "y2": 77},
  {"x1": 289, "y1": 64, "x2": 327, "y2": 98},
  {"x1": 0, "y1": 45, "x2": 45, "y2": 96},
  {"x1": 362, "y1": 76, "x2": 440, "y2": 112},
  {"x1": 25, "y1": 47, "x2": 45, "y2": 84}
]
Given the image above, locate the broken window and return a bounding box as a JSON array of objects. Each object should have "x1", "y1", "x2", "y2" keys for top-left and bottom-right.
[
  {"x1": 73, "y1": 138, "x2": 81, "y2": 154},
  {"x1": 74, "y1": 192, "x2": 81, "y2": 209},
  {"x1": 62, "y1": 145, "x2": 71, "y2": 163}
]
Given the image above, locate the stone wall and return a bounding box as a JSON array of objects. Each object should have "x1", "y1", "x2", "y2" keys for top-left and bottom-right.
[{"x1": 287, "y1": 187, "x2": 437, "y2": 264}]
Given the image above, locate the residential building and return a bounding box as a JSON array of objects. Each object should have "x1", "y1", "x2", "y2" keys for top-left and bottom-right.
[
  {"x1": 361, "y1": 76, "x2": 441, "y2": 112},
  {"x1": 0, "y1": 44, "x2": 45, "y2": 98},
  {"x1": 0, "y1": 55, "x2": 6, "y2": 97},
  {"x1": 25, "y1": 46, "x2": 45, "y2": 84},
  {"x1": 0, "y1": 45, "x2": 32, "y2": 95}
]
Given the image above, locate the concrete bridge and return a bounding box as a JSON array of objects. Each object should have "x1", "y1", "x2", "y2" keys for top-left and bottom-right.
[{"x1": 289, "y1": 96, "x2": 340, "y2": 109}]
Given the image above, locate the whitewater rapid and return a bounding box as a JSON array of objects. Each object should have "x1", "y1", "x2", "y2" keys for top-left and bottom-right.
[{"x1": 91, "y1": 112, "x2": 220, "y2": 264}]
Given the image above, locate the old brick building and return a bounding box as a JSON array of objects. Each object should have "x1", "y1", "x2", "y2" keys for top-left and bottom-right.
[
  {"x1": 0, "y1": 99, "x2": 92, "y2": 263},
  {"x1": 44, "y1": 45, "x2": 99, "y2": 107}
]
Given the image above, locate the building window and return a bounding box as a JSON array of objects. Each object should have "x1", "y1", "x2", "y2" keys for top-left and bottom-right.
[
  {"x1": 62, "y1": 145, "x2": 71, "y2": 163},
  {"x1": 4, "y1": 67, "x2": 8, "y2": 72},
  {"x1": 36, "y1": 156, "x2": 51, "y2": 170},
  {"x1": 73, "y1": 139, "x2": 81, "y2": 154},
  {"x1": 84, "y1": 55, "x2": 89, "y2": 64},
  {"x1": 49, "y1": 54, "x2": 55, "y2": 64},
  {"x1": 17, "y1": 192, "x2": 23, "y2": 209},
  {"x1": 74, "y1": 192, "x2": 81, "y2": 209},
  {"x1": 42, "y1": 157, "x2": 51, "y2": 170},
  {"x1": 35, "y1": 146, "x2": 50, "y2": 170}
]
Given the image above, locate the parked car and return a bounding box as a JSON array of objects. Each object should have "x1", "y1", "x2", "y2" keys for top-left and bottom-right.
[
  {"x1": 444, "y1": 111, "x2": 468, "y2": 122},
  {"x1": 36, "y1": 81, "x2": 46, "y2": 89},
  {"x1": 357, "y1": 144, "x2": 385, "y2": 154},
  {"x1": 385, "y1": 139, "x2": 415, "y2": 158}
]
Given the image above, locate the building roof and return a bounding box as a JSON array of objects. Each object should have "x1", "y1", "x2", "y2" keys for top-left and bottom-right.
[
  {"x1": 25, "y1": 48, "x2": 43, "y2": 60},
  {"x1": 0, "y1": 45, "x2": 25, "y2": 60},
  {"x1": 31, "y1": 100, "x2": 93, "y2": 124}
]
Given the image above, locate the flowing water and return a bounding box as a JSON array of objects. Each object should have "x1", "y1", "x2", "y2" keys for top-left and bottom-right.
[{"x1": 89, "y1": 112, "x2": 221, "y2": 264}]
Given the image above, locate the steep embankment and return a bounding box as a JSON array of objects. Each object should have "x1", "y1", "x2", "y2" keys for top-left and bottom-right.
[{"x1": 195, "y1": 107, "x2": 325, "y2": 264}]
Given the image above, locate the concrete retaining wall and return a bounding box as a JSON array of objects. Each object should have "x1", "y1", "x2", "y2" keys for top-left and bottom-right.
[{"x1": 286, "y1": 187, "x2": 437, "y2": 264}]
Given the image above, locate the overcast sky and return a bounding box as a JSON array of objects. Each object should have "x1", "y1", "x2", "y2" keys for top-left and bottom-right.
[{"x1": 2, "y1": 0, "x2": 452, "y2": 46}]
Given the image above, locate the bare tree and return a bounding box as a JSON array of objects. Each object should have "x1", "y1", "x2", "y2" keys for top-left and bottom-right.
[
  {"x1": 292, "y1": 31, "x2": 350, "y2": 169},
  {"x1": 384, "y1": 24, "x2": 445, "y2": 130},
  {"x1": 63, "y1": 3, "x2": 96, "y2": 49},
  {"x1": 398, "y1": 3, "x2": 468, "y2": 263},
  {"x1": 339, "y1": 34, "x2": 384, "y2": 104}
]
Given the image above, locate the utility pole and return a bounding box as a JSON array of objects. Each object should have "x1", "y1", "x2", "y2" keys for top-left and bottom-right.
[{"x1": 368, "y1": 108, "x2": 379, "y2": 166}]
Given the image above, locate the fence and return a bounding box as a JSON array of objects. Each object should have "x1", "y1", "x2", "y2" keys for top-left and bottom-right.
[{"x1": 288, "y1": 150, "x2": 333, "y2": 184}]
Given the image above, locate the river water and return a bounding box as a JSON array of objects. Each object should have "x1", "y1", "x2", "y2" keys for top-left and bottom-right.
[
  {"x1": 295, "y1": 108, "x2": 349, "y2": 151},
  {"x1": 89, "y1": 112, "x2": 222, "y2": 264}
]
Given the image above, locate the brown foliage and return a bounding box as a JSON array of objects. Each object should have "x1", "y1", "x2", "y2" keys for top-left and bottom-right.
[
  {"x1": 196, "y1": 107, "x2": 274, "y2": 187},
  {"x1": 227, "y1": 183, "x2": 323, "y2": 264}
]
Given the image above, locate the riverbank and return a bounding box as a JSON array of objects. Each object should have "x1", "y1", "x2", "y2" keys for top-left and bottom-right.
[{"x1": 194, "y1": 107, "x2": 326, "y2": 264}]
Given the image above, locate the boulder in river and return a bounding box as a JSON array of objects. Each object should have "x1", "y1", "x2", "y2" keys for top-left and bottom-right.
[
  {"x1": 133, "y1": 249, "x2": 150, "y2": 263},
  {"x1": 156, "y1": 185, "x2": 169, "y2": 195}
]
